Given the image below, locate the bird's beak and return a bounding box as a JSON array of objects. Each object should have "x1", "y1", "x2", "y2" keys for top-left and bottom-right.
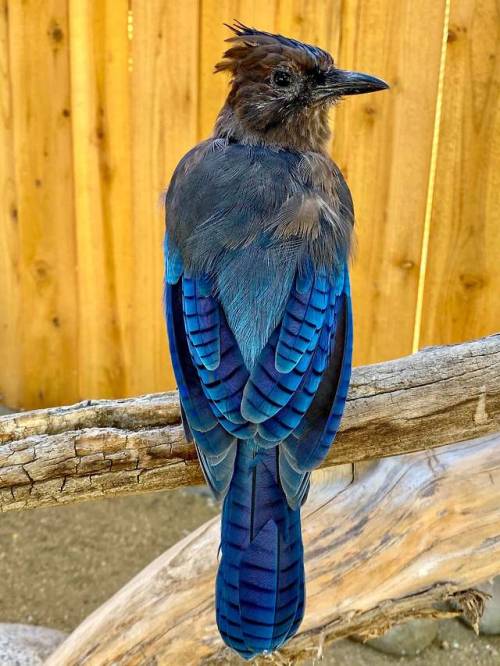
[{"x1": 324, "y1": 68, "x2": 389, "y2": 97}]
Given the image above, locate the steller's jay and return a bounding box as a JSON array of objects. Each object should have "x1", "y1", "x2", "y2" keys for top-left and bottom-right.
[{"x1": 164, "y1": 22, "x2": 388, "y2": 659}]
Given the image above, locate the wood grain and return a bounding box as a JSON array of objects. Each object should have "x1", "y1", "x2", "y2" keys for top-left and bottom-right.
[
  {"x1": 128, "y1": 1, "x2": 199, "y2": 396},
  {"x1": 333, "y1": 0, "x2": 447, "y2": 366},
  {"x1": 1, "y1": 334, "x2": 498, "y2": 512},
  {"x1": 0, "y1": 0, "x2": 21, "y2": 407},
  {"x1": 6, "y1": 0, "x2": 78, "y2": 409},
  {"x1": 69, "y1": 0, "x2": 132, "y2": 399},
  {"x1": 419, "y1": 0, "x2": 500, "y2": 348},
  {"x1": 0, "y1": 2, "x2": 498, "y2": 411},
  {"x1": 275, "y1": 1, "x2": 341, "y2": 52},
  {"x1": 47, "y1": 433, "x2": 500, "y2": 665}
]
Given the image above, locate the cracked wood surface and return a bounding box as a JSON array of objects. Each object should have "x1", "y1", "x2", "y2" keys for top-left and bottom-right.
[
  {"x1": 47, "y1": 433, "x2": 500, "y2": 665},
  {"x1": 1, "y1": 334, "x2": 499, "y2": 512}
]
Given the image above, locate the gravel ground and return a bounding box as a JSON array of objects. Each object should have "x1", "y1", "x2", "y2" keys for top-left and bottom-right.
[
  {"x1": 313, "y1": 620, "x2": 500, "y2": 665},
  {"x1": 0, "y1": 483, "x2": 499, "y2": 663},
  {"x1": 0, "y1": 488, "x2": 218, "y2": 630}
]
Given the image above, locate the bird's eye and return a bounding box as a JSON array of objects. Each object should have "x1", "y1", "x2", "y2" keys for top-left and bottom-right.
[
  {"x1": 272, "y1": 70, "x2": 293, "y2": 88},
  {"x1": 313, "y1": 70, "x2": 327, "y2": 86}
]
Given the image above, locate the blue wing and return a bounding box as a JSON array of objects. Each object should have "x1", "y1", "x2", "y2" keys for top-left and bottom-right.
[
  {"x1": 166, "y1": 233, "x2": 352, "y2": 508},
  {"x1": 279, "y1": 270, "x2": 352, "y2": 507},
  {"x1": 165, "y1": 239, "x2": 253, "y2": 498},
  {"x1": 244, "y1": 265, "x2": 352, "y2": 508},
  {"x1": 283, "y1": 271, "x2": 352, "y2": 471}
]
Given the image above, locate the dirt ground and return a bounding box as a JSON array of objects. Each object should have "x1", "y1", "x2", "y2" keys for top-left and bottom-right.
[{"x1": 0, "y1": 487, "x2": 499, "y2": 665}]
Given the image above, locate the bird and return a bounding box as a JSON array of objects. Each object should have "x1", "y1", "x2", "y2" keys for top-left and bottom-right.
[{"x1": 164, "y1": 21, "x2": 388, "y2": 660}]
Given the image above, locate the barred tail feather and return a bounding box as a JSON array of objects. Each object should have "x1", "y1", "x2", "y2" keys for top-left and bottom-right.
[{"x1": 216, "y1": 442, "x2": 305, "y2": 659}]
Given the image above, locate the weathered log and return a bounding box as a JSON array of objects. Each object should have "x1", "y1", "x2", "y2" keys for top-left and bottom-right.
[
  {"x1": 47, "y1": 433, "x2": 500, "y2": 665},
  {"x1": 1, "y1": 334, "x2": 499, "y2": 512}
]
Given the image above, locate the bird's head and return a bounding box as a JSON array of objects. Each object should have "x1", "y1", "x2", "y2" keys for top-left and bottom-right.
[{"x1": 215, "y1": 22, "x2": 389, "y2": 151}]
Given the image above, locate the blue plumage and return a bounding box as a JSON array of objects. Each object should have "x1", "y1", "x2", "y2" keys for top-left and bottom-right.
[
  {"x1": 182, "y1": 275, "x2": 220, "y2": 371},
  {"x1": 164, "y1": 153, "x2": 353, "y2": 652},
  {"x1": 162, "y1": 19, "x2": 388, "y2": 660},
  {"x1": 275, "y1": 271, "x2": 329, "y2": 373},
  {"x1": 216, "y1": 445, "x2": 304, "y2": 657},
  {"x1": 283, "y1": 268, "x2": 353, "y2": 473}
]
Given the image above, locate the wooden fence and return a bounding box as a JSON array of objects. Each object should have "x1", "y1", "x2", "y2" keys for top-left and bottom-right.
[{"x1": 0, "y1": 0, "x2": 498, "y2": 410}]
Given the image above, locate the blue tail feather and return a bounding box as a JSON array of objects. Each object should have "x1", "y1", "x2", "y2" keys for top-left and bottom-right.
[{"x1": 216, "y1": 441, "x2": 305, "y2": 659}]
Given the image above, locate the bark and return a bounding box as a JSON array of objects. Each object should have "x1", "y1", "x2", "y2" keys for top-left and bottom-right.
[
  {"x1": 47, "y1": 433, "x2": 500, "y2": 665},
  {"x1": 1, "y1": 334, "x2": 499, "y2": 512}
]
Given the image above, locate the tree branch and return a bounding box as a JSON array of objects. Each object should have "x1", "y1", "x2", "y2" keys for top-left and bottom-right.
[
  {"x1": 1, "y1": 334, "x2": 499, "y2": 512},
  {"x1": 46, "y1": 434, "x2": 500, "y2": 665}
]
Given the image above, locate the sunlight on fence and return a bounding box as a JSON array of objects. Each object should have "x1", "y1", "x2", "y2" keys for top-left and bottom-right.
[{"x1": 0, "y1": 0, "x2": 498, "y2": 409}]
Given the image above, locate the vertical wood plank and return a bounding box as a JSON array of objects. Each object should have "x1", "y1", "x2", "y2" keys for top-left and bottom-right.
[
  {"x1": 0, "y1": 0, "x2": 20, "y2": 407},
  {"x1": 199, "y1": 1, "x2": 278, "y2": 139},
  {"x1": 275, "y1": 0, "x2": 340, "y2": 47},
  {"x1": 332, "y1": 0, "x2": 447, "y2": 365},
  {"x1": 69, "y1": 0, "x2": 132, "y2": 399},
  {"x1": 129, "y1": 2, "x2": 199, "y2": 395},
  {"x1": 419, "y1": 0, "x2": 500, "y2": 347},
  {"x1": 8, "y1": 0, "x2": 78, "y2": 408}
]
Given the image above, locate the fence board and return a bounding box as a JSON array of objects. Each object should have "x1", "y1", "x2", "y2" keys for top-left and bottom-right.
[
  {"x1": 275, "y1": 0, "x2": 340, "y2": 46},
  {"x1": 7, "y1": 0, "x2": 78, "y2": 409},
  {"x1": 419, "y1": 0, "x2": 500, "y2": 348},
  {"x1": 129, "y1": 1, "x2": 200, "y2": 395},
  {"x1": 0, "y1": 1, "x2": 20, "y2": 407},
  {"x1": 332, "y1": 0, "x2": 447, "y2": 366},
  {"x1": 69, "y1": 0, "x2": 131, "y2": 399}
]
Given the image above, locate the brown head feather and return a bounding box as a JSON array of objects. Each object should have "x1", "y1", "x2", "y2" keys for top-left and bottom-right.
[
  {"x1": 213, "y1": 23, "x2": 336, "y2": 152},
  {"x1": 215, "y1": 22, "x2": 332, "y2": 76},
  {"x1": 213, "y1": 22, "x2": 389, "y2": 152}
]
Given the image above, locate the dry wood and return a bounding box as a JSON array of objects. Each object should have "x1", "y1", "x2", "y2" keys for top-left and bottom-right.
[
  {"x1": 6, "y1": 1, "x2": 79, "y2": 409},
  {"x1": 1, "y1": 334, "x2": 499, "y2": 512},
  {"x1": 129, "y1": 1, "x2": 199, "y2": 395},
  {"x1": 47, "y1": 433, "x2": 500, "y2": 665},
  {"x1": 0, "y1": 0, "x2": 21, "y2": 408},
  {"x1": 69, "y1": 0, "x2": 132, "y2": 399},
  {"x1": 333, "y1": 0, "x2": 447, "y2": 365},
  {"x1": 419, "y1": 0, "x2": 500, "y2": 349}
]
